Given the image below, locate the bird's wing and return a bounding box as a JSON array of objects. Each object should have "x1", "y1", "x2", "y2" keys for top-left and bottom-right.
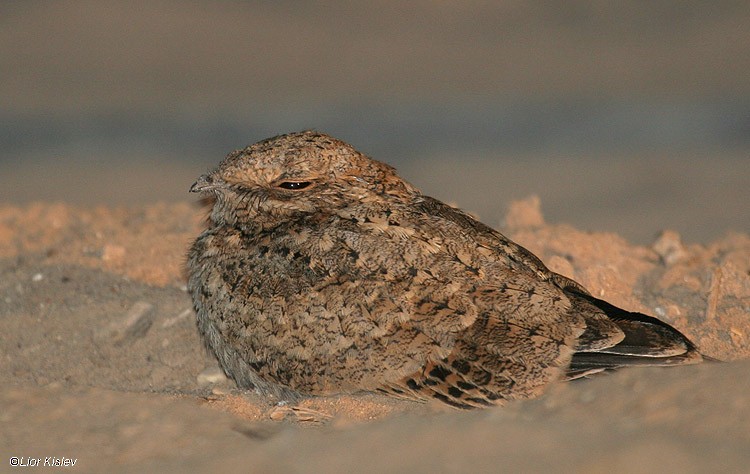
[
  {"x1": 415, "y1": 199, "x2": 705, "y2": 371},
  {"x1": 565, "y1": 290, "x2": 704, "y2": 379},
  {"x1": 346, "y1": 198, "x2": 589, "y2": 406}
]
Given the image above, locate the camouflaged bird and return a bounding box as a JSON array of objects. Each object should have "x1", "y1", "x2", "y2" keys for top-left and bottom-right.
[{"x1": 188, "y1": 130, "x2": 704, "y2": 408}]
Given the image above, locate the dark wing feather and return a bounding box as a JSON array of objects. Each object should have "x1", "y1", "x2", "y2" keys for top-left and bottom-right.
[{"x1": 566, "y1": 289, "x2": 704, "y2": 378}]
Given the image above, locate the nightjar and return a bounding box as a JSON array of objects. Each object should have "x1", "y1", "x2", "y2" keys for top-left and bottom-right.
[{"x1": 187, "y1": 130, "x2": 704, "y2": 408}]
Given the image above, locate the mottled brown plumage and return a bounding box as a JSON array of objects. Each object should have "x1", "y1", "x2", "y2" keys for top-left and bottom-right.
[{"x1": 187, "y1": 130, "x2": 703, "y2": 408}]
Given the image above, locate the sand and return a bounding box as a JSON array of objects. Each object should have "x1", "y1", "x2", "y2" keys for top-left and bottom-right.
[{"x1": 1, "y1": 198, "x2": 748, "y2": 473}]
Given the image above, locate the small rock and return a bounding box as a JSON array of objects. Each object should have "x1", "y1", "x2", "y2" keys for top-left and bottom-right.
[
  {"x1": 197, "y1": 366, "x2": 229, "y2": 386},
  {"x1": 96, "y1": 301, "x2": 155, "y2": 346},
  {"x1": 652, "y1": 230, "x2": 687, "y2": 265}
]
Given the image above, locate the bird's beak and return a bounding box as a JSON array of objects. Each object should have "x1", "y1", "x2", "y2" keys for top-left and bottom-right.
[{"x1": 190, "y1": 173, "x2": 222, "y2": 193}]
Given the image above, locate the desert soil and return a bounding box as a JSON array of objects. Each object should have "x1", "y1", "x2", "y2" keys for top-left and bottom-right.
[{"x1": 1, "y1": 197, "x2": 748, "y2": 473}]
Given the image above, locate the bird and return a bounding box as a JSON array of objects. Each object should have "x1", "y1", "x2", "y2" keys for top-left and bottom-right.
[{"x1": 187, "y1": 130, "x2": 705, "y2": 408}]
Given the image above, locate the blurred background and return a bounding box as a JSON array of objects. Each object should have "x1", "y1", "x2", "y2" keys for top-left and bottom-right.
[{"x1": 1, "y1": 1, "x2": 748, "y2": 244}]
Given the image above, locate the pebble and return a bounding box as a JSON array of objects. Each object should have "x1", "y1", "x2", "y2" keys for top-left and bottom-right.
[
  {"x1": 652, "y1": 230, "x2": 687, "y2": 265},
  {"x1": 197, "y1": 366, "x2": 229, "y2": 386},
  {"x1": 95, "y1": 301, "x2": 155, "y2": 346}
]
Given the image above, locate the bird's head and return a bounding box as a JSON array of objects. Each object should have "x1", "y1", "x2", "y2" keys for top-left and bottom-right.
[{"x1": 191, "y1": 131, "x2": 418, "y2": 229}]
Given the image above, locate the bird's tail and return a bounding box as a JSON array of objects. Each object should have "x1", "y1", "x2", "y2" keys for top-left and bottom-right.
[{"x1": 566, "y1": 291, "x2": 709, "y2": 379}]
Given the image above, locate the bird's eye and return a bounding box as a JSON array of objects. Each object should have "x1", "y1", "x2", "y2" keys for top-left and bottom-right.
[{"x1": 277, "y1": 181, "x2": 312, "y2": 190}]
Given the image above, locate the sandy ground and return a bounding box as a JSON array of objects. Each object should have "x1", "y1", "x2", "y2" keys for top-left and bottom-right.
[{"x1": 1, "y1": 198, "x2": 749, "y2": 473}]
